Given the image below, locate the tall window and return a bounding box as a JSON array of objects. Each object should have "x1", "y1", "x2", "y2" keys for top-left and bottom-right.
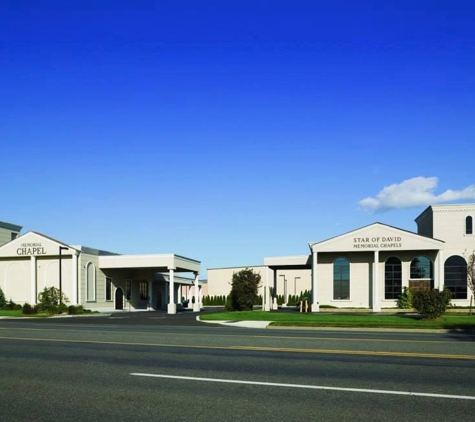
[
  {"x1": 466, "y1": 216, "x2": 473, "y2": 235},
  {"x1": 445, "y1": 256, "x2": 467, "y2": 299},
  {"x1": 385, "y1": 257, "x2": 402, "y2": 299},
  {"x1": 105, "y1": 277, "x2": 112, "y2": 301},
  {"x1": 139, "y1": 281, "x2": 149, "y2": 301},
  {"x1": 410, "y1": 256, "x2": 433, "y2": 279},
  {"x1": 86, "y1": 262, "x2": 96, "y2": 301},
  {"x1": 333, "y1": 257, "x2": 350, "y2": 300}
]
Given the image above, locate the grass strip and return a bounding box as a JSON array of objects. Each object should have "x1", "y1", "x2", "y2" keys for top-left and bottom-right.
[{"x1": 200, "y1": 311, "x2": 475, "y2": 329}]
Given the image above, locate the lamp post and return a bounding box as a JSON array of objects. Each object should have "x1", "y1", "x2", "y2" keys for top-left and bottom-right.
[
  {"x1": 294, "y1": 276, "x2": 300, "y2": 296},
  {"x1": 59, "y1": 246, "x2": 69, "y2": 304}
]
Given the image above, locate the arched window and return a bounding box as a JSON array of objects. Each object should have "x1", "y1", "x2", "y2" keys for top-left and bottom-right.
[
  {"x1": 86, "y1": 262, "x2": 96, "y2": 301},
  {"x1": 410, "y1": 256, "x2": 433, "y2": 279},
  {"x1": 385, "y1": 257, "x2": 402, "y2": 299},
  {"x1": 466, "y1": 216, "x2": 473, "y2": 235},
  {"x1": 445, "y1": 256, "x2": 467, "y2": 299},
  {"x1": 333, "y1": 257, "x2": 350, "y2": 300}
]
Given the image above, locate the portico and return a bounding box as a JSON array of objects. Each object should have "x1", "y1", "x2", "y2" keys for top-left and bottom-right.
[{"x1": 99, "y1": 254, "x2": 201, "y2": 314}]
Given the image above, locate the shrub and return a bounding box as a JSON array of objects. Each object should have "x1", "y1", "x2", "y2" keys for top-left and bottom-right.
[
  {"x1": 37, "y1": 287, "x2": 69, "y2": 315},
  {"x1": 397, "y1": 287, "x2": 413, "y2": 309},
  {"x1": 68, "y1": 305, "x2": 85, "y2": 315},
  {"x1": 22, "y1": 303, "x2": 38, "y2": 315},
  {"x1": 4, "y1": 300, "x2": 20, "y2": 310},
  {"x1": 412, "y1": 289, "x2": 452, "y2": 319},
  {"x1": 228, "y1": 268, "x2": 261, "y2": 311}
]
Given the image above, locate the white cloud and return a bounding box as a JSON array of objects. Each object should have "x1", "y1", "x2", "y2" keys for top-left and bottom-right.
[{"x1": 358, "y1": 177, "x2": 475, "y2": 213}]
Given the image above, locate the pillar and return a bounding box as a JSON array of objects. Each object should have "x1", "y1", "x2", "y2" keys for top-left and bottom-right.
[
  {"x1": 312, "y1": 251, "x2": 319, "y2": 312},
  {"x1": 148, "y1": 280, "x2": 153, "y2": 310},
  {"x1": 373, "y1": 250, "x2": 381, "y2": 312},
  {"x1": 71, "y1": 250, "x2": 78, "y2": 305},
  {"x1": 264, "y1": 266, "x2": 271, "y2": 311},
  {"x1": 167, "y1": 268, "x2": 176, "y2": 314},
  {"x1": 193, "y1": 273, "x2": 200, "y2": 312},
  {"x1": 437, "y1": 250, "x2": 444, "y2": 291},
  {"x1": 30, "y1": 256, "x2": 36, "y2": 304}
]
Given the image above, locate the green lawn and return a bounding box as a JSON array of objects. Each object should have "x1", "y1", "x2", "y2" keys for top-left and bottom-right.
[
  {"x1": 0, "y1": 309, "x2": 48, "y2": 318},
  {"x1": 0, "y1": 309, "x2": 23, "y2": 317},
  {"x1": 200, "y1": 311, "x2": 475, "y2": 329}
]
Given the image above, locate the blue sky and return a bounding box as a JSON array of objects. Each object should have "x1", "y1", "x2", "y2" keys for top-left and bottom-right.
[{"x1": 1, "y1": 1, "x2": 474, "y2": 277}]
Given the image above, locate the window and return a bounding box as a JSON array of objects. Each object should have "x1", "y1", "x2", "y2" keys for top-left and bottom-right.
[
  {"x1": 466, "y1": 216, "x2": 473, "y2": 235},
  {"x1": 126, "y1": 280, "x2": 131, "y2": 300},
  {"x1": 139, "y1": 281, "x2": 148, "y2": 301},
  {"x1": 385, "y1": 257, "x2": 402, "y2": 299},
  {"x1": 410, "y1": 256, "x2": 433, "y2": 279},
  {"x1": 333, "y1": 257, "x2": 350, "y2": 300},
  {"x1": 444, "y1": 256, "x2": 467, "y2": 299},
  {"x1": 11, "y1": 232, "x2": 17, "y2": 241},
  {"x1": 105, "y1": 277, "x2": 112, "y2": 301},
  {"x1": 86, "y1": 262, "x2": 96, "y2": 301}
]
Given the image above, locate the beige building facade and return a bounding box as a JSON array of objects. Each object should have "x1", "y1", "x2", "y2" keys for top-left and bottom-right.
[
  {"x1": 0, "y1": 222, "x2": 202, "y2": 314},
  {"x1": 208, "y1": 204, "x2": 475, "y2": 311}
]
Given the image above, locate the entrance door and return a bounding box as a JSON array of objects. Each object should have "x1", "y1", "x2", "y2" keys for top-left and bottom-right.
[
  {"x1": 156, "y1": 291, "x2": 163, "y2": 309},
  {"x1": 115, "y1": 288, "x2": 124, "y2": 310}
]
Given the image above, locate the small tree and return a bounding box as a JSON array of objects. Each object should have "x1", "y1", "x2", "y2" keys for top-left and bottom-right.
[
  {"x1": 397, "y1": 287, "x2": 413, "y2": 309},
  {"x1": 0, "y1": 287, "x2": 6, "y2": 309},
  {"x1": 37, "y1": 287, "x2": 69, "y2": 315},
  {"x1": 412, "y1": 289, "x2": 452, "y2": 319},
  {"x1": 228, "y1": 268, "x2": 261, "y2": 311}
]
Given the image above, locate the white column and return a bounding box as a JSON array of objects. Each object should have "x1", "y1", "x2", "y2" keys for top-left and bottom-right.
[
  {"x1": 193, "y1": 273, "x2": 200, "y2": 312},
  {"x1": 373, "y1": 250, "x2": 381, "y2": 312},
  {"x1": 438, "y1": 250, "x2": 444, "y2": 291},
  {"x1": 264, "y1": 266, "x2": 271, "y2": 311},
  {"x1": 30, "y1": 256, "x2": 36, "y2": 304},
  {"x1": 71, "y1": 251, "x2": 78, "y2": 305},
  {"x1": 261, "y1": 276, "x2": 266, "y2": 310},
  {"x1": 167, "y1": 268, "x2": 176, "y2": 314},
  {"x1": 312, "y1": 251, "x2": 319, "y2": 312},
  {"x1": 148, "y1": 281, "x2": 153, "y2": 310}
]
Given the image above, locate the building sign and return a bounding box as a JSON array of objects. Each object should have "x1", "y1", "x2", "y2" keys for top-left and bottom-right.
[
  {"x1": 353, "y1": 236, "x2": 403, "y2": 250},
  {"x1": 16, "y1": 242, "x2": 47, "y2": 256}
]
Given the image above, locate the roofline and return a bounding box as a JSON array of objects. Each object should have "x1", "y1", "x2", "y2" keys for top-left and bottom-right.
[
  {"x1": 308, "y1": 221, "x2": 445, "y2": 250},
  {"x1": 0, "y1": 220, "x2": 22, "y2": 232},
  {"x1": 207, "y1": 265, "x2": 265, "y2": 271},
  {"x1": 26, "y1": 231, "x2": 81, "y2": 252}
]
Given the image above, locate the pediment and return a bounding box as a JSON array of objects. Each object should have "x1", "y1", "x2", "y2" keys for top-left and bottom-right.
[
  {"x1": 0, "y1": 231, "x2": 76, "y2": 258},
  {"x1": 310, "y1": 223, "x2": 444, "y2": 253}
]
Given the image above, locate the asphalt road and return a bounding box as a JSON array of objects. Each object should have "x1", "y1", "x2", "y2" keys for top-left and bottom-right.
[{"x1": 1, "y1": 312, "x2": 475, "y2": 421}]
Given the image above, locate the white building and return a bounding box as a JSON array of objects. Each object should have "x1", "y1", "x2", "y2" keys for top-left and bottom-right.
[
  {"x1": 208, "y1": 204, "x2": 475, "y2": 311},
  {"x1": 0, "y1": 222, "x2": 202, "y2": 314}
]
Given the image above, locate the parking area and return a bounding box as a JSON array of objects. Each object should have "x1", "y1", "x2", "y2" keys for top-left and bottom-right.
[{"x1": 1, "y1": 309, "x2": 222, "y2": 327}]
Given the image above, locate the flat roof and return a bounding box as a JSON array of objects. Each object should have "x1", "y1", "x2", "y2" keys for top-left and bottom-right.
[
  {"x1": 0, "y1": 220, "x2": 22, "y2": 232},
  {"x1": 99, "y1": 253, "x2": 200, "y2": 273}
]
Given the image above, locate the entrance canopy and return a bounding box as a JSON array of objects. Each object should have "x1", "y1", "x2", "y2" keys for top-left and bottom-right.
[{"x1": 99, "y1": 253, "x2": 200, "y2": 274}]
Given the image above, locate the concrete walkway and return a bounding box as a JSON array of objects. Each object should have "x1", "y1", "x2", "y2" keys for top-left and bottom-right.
[{"x1": 197, "y1": 316, "x2": 271, "y2": 329}]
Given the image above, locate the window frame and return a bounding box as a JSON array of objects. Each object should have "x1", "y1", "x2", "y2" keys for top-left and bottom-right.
[
  {"x1": 466, "y1": 216, "x2": 473, "y2": 235},
  {"x1": 384, "y1": 257, "x2": 402, "y2": 300},
  {"x1": 105, "y1": 277, "x2": 112, "y2": 301},
  {"x1": 333, "y1": 257, "x2": 350, "y2": 300},
  {"x1": 139, "y1": 281, "x2": 149, "y2": 301},
  {"x1": 86, "y1": 262, "x2": 96, "y2": 302},
  {"x1": 444, "y1": 255, "x2": 468, "y2": 300}
]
